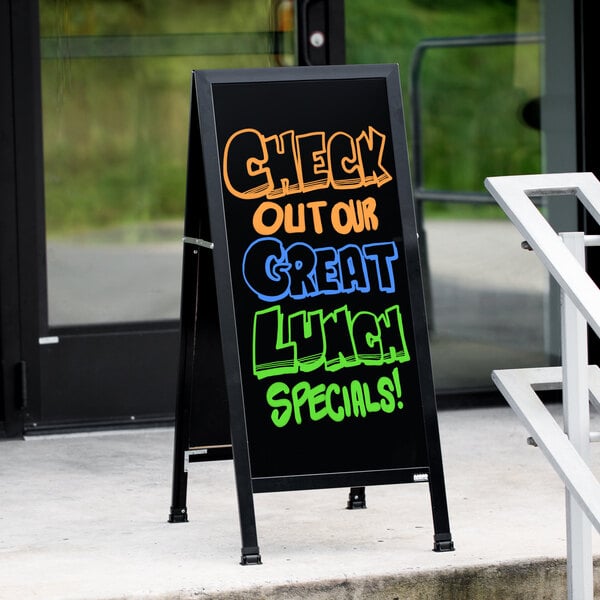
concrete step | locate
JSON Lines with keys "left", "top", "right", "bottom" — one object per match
{"left": 202, "top": 559, "right": 597, "bottom": 600}
{"left": 1, "top": 406, "right": 599, "bottom": 600}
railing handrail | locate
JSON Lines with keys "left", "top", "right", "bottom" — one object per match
{"left": 485, "top": 173, "right": 600, "bottom": 337}
{"left": 487, "top": 172, "right": 600, "bottom": 600}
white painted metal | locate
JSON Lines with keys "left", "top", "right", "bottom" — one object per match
{"left": 485, "top": 173, "right": 600, "bottom": 339}
{"left": 491, "top": 366, "right": 600, "bottom": 533}
{"left": 486, "top": 173, "right": 600, "bottom": 600}
{"left": 584, "top": 235, "right": 600, "bottom": 247}
{"left": 560, "top": 232, "right": 593, "bottom": 599}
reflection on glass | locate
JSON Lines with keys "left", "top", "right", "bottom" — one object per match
{"left": 40, "top": 0, "right": 289, "bottom": 325}
{"left": 345, "top": 0, "right": 546, "bottom": 390}
{"left": 417, "top": 40, "right": 541, "bottom": 194}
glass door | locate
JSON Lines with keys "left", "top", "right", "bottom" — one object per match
{"left": 29, "top": 0, "right": 304, "bottom": 432}
{"left": 40, "top": 2, "right": 292, "bottom": 328}
{"left": 6, "top": 0, "right": 580, "bottom": 434}
{"left": 344, "top": 0, "right": 576, "bottom": 398}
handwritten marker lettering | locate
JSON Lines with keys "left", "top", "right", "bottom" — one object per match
{"left": 266, "top": 366, "right": 404, "bottom": 427}
{"left": 221, "top": 121, "right": 413, "bottom": 430}
{"left": 223, "top": 126, "right": 392, "bottom": 200}
{"left": 252, "top": 304, "right": 410, "bottom": 379}
{"left": 252, "top": 196, "right": 379, "bottom": 236}
{"left": 242, "top": 237, "right": 399, "bottom": 301}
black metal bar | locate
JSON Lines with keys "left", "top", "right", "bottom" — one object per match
{"left": 575, "top": 0, "right": 600, "bottom": 368}
{"left": 427, "top": 427, "right": 455, "bottom": 552}
{"left": 4, "top": 0, "right": 46, "bottom": 433}
{"left": 252, "top": 468, "right": 426, "bottom": 493}
{"left": 0, "top": 0, "right": 22, "bottom": 437}
{"left": 419, "top": 344, "right": 454, "bottom": 552}
{"left": 168, "top": 246, "right": 199, "bottom": 524}
{"left": 170, "top": 82, "right": 205, "bottom": 524}
{"left": 192, "top": 70, "right": 262, "bottom": 565}
{"left": 296, "top": 0, "right": 345, "bottom": 66}
{"left": 25, "top": 413, "right": 174, "bottom": 437}
{"left": 326, "top": 0, "right": 346, "bottom": 65}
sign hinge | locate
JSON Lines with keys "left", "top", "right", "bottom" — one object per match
{"left": 183, "top": 236, "right": 214, "bottom": 250}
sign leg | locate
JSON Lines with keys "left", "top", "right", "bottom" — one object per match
{"left": 168, "top": 440, "right": 189, "bottom": 523}
{"left": 237, "top": 472, "right": 262, "bottom": 565}
{"left": 168, "top": 331, "right": 191, "bottom": 523}
{"left": 428, "top": 466, "right": 454, "bottom": 551}
{"left": 168, "top": 243, "right": 200, "bottom": 524}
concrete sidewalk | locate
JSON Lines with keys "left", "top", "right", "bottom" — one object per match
{"left": 1, "top": 405, "right": 599, "bottom": 599}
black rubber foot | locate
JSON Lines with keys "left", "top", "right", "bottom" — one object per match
{"left": 241, "top": 547, "right": 262, "bottom": 565}
{"left": 346, "top": 486, "right": 367, "bottom": 510}
{"left": 168, "top": 507, "right": 188, "bottom": 523}
{"left": 433, "top": 537, "right": 455, "bottom": 552}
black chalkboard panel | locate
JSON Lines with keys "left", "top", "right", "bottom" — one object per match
{"left": 170, "top": 64, "right": 453, "bottom": 562}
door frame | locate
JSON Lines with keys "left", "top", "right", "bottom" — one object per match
{"left": 1, "top": 0, "right": 45, "bottom": 438}
{"left": 1, "top": 0, "right": 346, "bottom": 437}
{"left": 574, "top": 0, "right": 600, "bottom": 365}
{"left": 3, "top": 0, "right": 182, "bottom": 436}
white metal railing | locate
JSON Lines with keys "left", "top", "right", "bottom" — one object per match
{"left": 484, "top": 173, "right": 600, "bottom": 600}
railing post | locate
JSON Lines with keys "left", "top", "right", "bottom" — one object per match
{"left": 560, "top": 232, "right": 593, "bottom": 600}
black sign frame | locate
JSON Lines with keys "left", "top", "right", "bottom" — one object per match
{"left": 169, "top": 64, "right": 453, "bottom": 564}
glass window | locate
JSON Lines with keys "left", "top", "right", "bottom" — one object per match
{"left": 346, "top": 0, "right": 548, "bottom": 391}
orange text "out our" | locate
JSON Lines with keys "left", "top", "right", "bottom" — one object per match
{"left": 222, "top": 126, "right": 392, "bottom": 200}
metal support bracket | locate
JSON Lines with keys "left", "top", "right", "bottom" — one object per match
{"left": 183, "top": 236, "right": 214, "bottom": 250}
{"left": 184, "top": 449, "right": 208, "bottom": 472}
{"left": 492, "top": 366, "right": 600, "bottom": 530}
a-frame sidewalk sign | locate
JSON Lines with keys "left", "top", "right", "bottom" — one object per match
{"left": 169, "top": 63, "right": 454, "bottom": 565}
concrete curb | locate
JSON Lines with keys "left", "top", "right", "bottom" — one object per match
{"left": 133, "top": 558, "right": 599, "bottom": 600}
{"left": 4, "top": 409, "right": 600, "bottom": 600}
